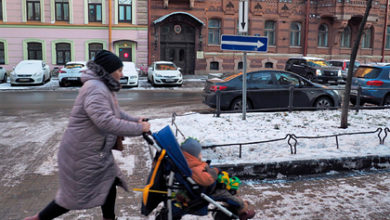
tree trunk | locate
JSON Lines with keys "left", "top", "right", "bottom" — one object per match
{"left": 340, "top": 0, "right": 373, "bottom": 128}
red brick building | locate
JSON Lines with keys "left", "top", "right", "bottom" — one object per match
{"left": 148, "top": 0, "right": 390, "bottom": 75}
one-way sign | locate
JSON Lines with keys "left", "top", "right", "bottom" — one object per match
{"left": 221, "top": 35, "right": 268, "bottom": 52}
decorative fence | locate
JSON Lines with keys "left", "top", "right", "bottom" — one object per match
{"left": 170, "top": 112, "right": 390, "bottom": 158}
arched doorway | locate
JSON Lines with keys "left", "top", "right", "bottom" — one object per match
{"left": 154, "top": 12, "right": 204, "bottom": 74}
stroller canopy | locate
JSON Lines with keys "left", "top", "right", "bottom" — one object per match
{"left": 152, "top": 125, "right": 192, "bottom": 178}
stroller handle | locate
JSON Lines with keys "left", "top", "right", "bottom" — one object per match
{"left": 142, "top": 132, "right": 154, "bottom": 145}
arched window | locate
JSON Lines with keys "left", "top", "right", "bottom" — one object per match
{"left": 208, "top": 19, "right": 221, "bottom": 45}
{"left": 290, "top": 22, "right": 301, "bottom": 46}
{"left": 318, "top": 24, "right": 328, "bottom": 47}
{"left": 340, "top": 26, "right": 351, "bottom": 48}
{"left": 88, "top": 43, "right": 103, "bottom": 60}
{"left": 210, "top": 61, "right": 219, "bottom": 70}
{"left": 56, "top": 43, "right": 71, "bottom": 65}
{"left": 27, "top": 42, "right": 42, "bottom": 60}
{"left": 361, "top": 28, "right": 372, "bottom": 49}
{"left": 265, "top": 62, "right": 273, "bottom": 68}
{"left": 264, "top": 20, "right": 276, "bottom": 46}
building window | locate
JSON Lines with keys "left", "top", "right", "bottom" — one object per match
{"left": 89, "top": 0, "right": 102, "bottom": 22}
{"left": 208, "top": 19, "right": 221, "bottom": 45}
{"left": 386, "top": 26, "right": 390, "bottom": 49}
{"left": 55, "top": 0, "right": 69, "bottom": 21}
{"left": 56, "top": 43, "right": 71, "bottom": 65}
{"left": 118, "top": 0, "right": 131, "bottom": 23}
{"left": 89, "top": 43, "right": 103, "bottom": 60}
{"left": 290, "top": 22, "right": 301, "bottom": 46}
{"left": 361, "top": 28, "right": 372, "bottom": 49}
{"left": 0, "top": 0, "right": 3, "bottom": 21}
{"left": 27, "top": 0, "right": 41, "bottom": 21}
{"left": 265, "top": 62, "right": 273, "bottom": 68}
{"left": 210, "top": 61, "right": 219, "bottom": 70}
{"left": 318, "top": 24, "right": 328, "bottom": 47}
{"left": 27, "top": 42, "right": 42, "bottom": 60}
{"left": 0, "top": 42, "right": 4, "bottom": 64}
{"left": 264, "top": 20, "right": 276, "bottom": 46}
{"left": 238, "top": 61, "right": 243, "bottom": 70}
{"left": 340, "top": 26, "right": 351, "bottom": 48}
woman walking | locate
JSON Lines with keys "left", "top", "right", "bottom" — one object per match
{"left": 24, "top": 50, "right": 150, "bottom": 220}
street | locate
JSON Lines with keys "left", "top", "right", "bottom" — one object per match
{"left": 1, "top": 90, "right": 390, "bottom": 219}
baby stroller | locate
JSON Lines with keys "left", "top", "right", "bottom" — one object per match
{"left": 141, "top": 125, "right": 240, "bottom": 220}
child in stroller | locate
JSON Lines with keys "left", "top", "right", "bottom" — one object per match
{"left": 180, "top": 138, "right": 256, "bottom": 220}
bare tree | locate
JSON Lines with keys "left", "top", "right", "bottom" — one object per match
{"left": 340, "top": 0, "right": 373, "bottom": 128}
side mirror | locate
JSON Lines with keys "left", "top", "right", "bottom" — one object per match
{"left": 177, "top": 67, "right": 181, "bottom": 71}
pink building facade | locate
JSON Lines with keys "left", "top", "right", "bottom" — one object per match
{"left": 0, "top": 0, "right": 148, "bottom": 71}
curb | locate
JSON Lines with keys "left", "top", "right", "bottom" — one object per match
{"left": 214, "top": 155, "right": 390, "bottom": 179}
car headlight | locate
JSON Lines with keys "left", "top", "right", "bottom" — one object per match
{"left": 155, "top": 74, "right": 162, "bottom": 77}
{"left": 333, "top": 90, "right": 339, "bottom": 96}
{"left": 11, "top": 71, "right": 16, "bottom": 76}
{"left": 338, "top": 70, "right": 342, "bottom": 77}
{"left": 316, "top": 69, "right": 322, "bottom": 76}
{"left": 33, "top": 72, "right": 40, "bottom": 76}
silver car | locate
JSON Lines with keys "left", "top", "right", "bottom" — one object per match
{"left": 0, "top": 66, "right": 6, "bottom": 83}
{"left": 10, "top": 60, "right": 51, "bottom": 86}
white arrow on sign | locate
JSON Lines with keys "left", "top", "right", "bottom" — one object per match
{"left": 221, "top": 40, "right": 264, "bottom": 48}
{"left": 239, "top": 0, "right": 248, "bottom": 33}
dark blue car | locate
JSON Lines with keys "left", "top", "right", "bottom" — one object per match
{"left": 350, "top": 65, "right": 390, "bottom": 106}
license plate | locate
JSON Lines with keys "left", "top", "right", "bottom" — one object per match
{"left": 19, "top": 78, "right": 30, "bottom": 82}
{"left": 68, "top": 77, "right": 78, "bottom": 80}
{"left": 165, "top": 79, "right": 174, "bottom": 82}
{"left": 120, "top": 79, "right": 127, "bottom": 83}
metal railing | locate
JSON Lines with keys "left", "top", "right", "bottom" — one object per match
{"left": 212, "top": 86, "right": 390, "bottom": 117}
{"left": 169, "top": 112, "right": 390, "bottom": 158}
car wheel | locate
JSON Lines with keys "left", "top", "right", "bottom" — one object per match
{"left": 314, "top": 96, "right": 333, "bottom": 109}
{"left": 3, "top": 74, "right": 7, "bottom": 83}
{"left": 382, "top": 94, "right": 390, "bottom": 106}
{"left": 59, "top": 80, "right": 66, "bottom": 87}
{"left": 151, "top": 76, "right": 156, "bottom": 86}
{"left": 40, "top": 75, "right": 45, "bottom": 85}
{"left": 230, "top": 98, "right": 252, "bottom": 111}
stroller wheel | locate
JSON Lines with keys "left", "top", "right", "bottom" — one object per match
{"left": 213, "top": 210, "right": 235, "bottom": 220}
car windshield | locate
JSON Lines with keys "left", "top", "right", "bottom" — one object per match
{"left": 354, "top": 67, "right": 381, "bottom": 79}
{"left": 307, "top": 60, "right": 330, "bottom": 67}
{"left": 156, "top": 63, "right": 177, "bottom": 70}
{"left": 15, "top": 62, "right": 41, "bottom": 72}
{"left": 65, "top": 63, "right": 85, "bottom": 69}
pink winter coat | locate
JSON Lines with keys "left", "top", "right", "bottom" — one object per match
{"left": 55, "top": 68, "right": 143, "bottom": 210}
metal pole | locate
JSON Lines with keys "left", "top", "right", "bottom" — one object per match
{"left": 242, "top": 52, "right": 247, "bottom": 120}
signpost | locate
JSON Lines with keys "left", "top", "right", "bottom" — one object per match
{"left": 220, "top": 34, "right": 268, "bottom": 120}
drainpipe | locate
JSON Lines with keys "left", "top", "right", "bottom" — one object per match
{"left": 303, "top": 0, "right": 310, "bottom": 56}
{"left": 147, "top": 0, "right": 151, "bottom": 65}
{"left": 381, "top": 0, "right": 389, "bottom": 62}
{"left": 108, "top": 0, "right": 113, "bottom": 51}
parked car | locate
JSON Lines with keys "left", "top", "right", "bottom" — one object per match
{"left": 202, "top": 70, "right": 340, "bottom": 110}
{"left": 119, "top": 61, "right": 139, "bottom": 87}
{"left": 147, "top": 61, "right": 183, "bottom": 86}
{"left": 10, "top": 60, "right": 50, "bottom": 86}
{"left": 285, "top": 57, "right": 342, "bottom": 84}
{"left": 0, "top": 66, "right": 7, "bottom": 83}
{"left": 350, "top": 64, "right": 390, "bottom": 106}
{"left": 58, "top": 61, "right": 87, "bottom": 87}
{"left": 328, "top": 59, "right": 361, "bottom": 81}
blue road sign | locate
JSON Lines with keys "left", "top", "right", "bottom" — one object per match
{"left": 221, "top": 35, "right": 268, "bottom": 52}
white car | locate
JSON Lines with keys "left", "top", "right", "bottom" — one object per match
{"left": 119, "top": 61, "right": 139, "bottom": 87}
{"left": 10, "top": 60, "right": 50, "bottom": 86}
{"left": 147, "top": 61, "right": 183, "bottom": 86}
{"left": 0, "top": 66, "right": 6, "bottom": 83}
{"left": 58, "top": 61, "right": 87, "bottom": 87}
